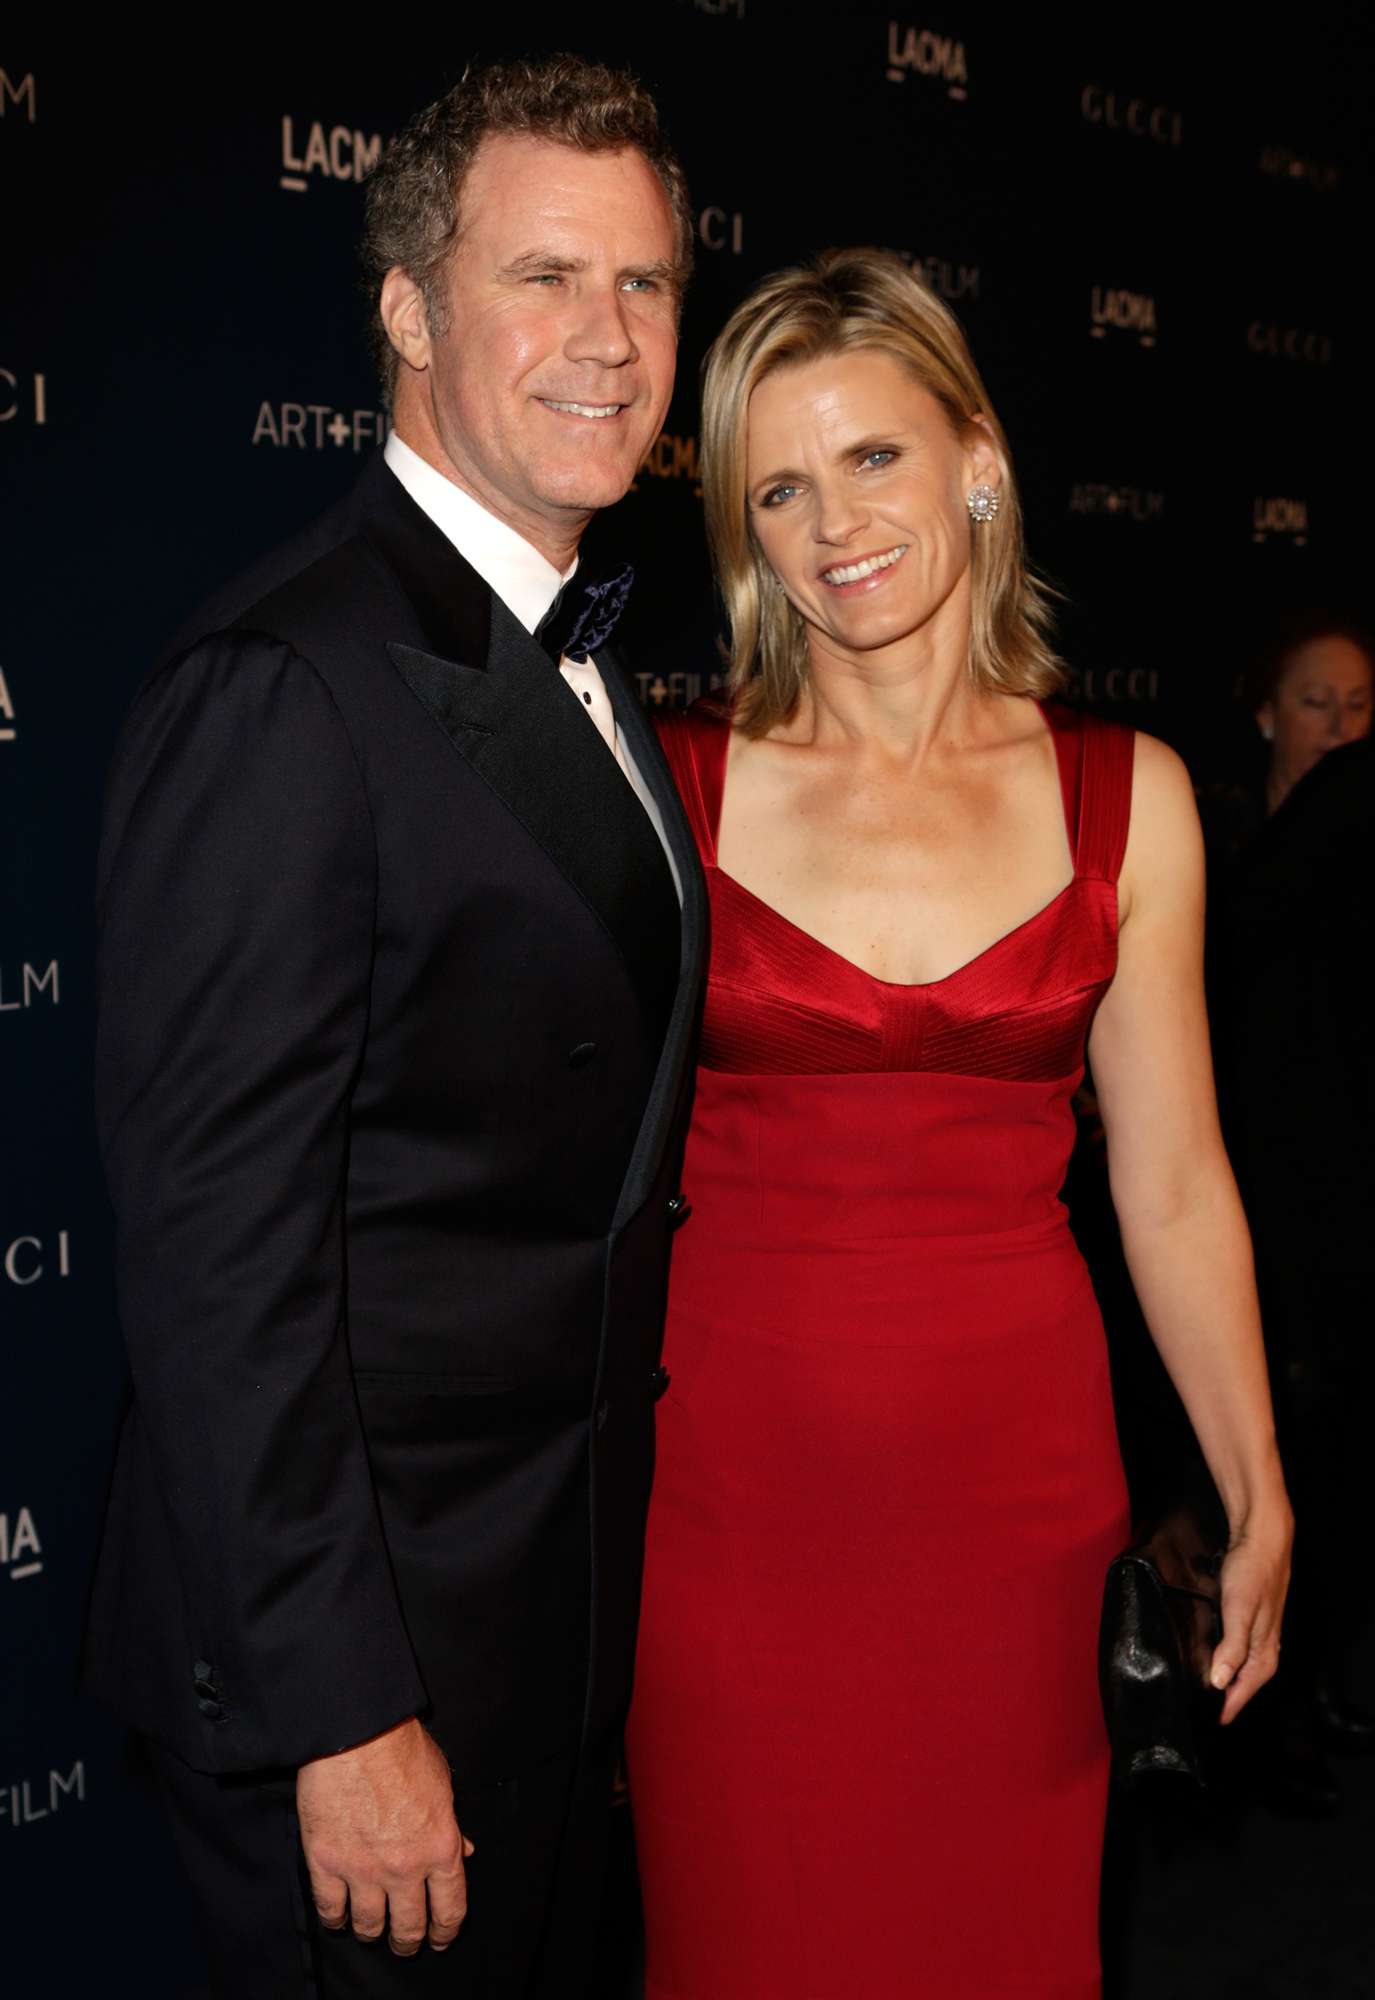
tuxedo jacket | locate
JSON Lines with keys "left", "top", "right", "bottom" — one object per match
{"left": 84, "top": 455, "right": 707, "bottom": 1781}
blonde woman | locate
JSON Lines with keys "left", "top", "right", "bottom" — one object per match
{"left": 624, "top": 249, "right": 1292, "bottom": 1999}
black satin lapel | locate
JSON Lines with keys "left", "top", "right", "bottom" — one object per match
{"left": 598, "top": 654, "right": 710, "bottom": 1231}
{"left": 388, "top": 602, "right": 681, "bottom": 1026}
{"left": 363, "top": 459, "right": 492, "bottom": 668}
{"left": 600, "top": 653, "right": 706, "bottom": 932}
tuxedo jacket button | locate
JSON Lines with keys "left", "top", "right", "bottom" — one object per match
{"left": 666, "top": 1193, "right": 690, "bottom": 1225}
{"left": 568, "top": 1041, "right": 598, "bottom": 1068}
{"left": 651, "top": 1366, "right": 671, "bottom": 1401}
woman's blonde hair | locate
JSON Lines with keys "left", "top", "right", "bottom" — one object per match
{"left": 700, "top": 246, "right": 1064, "bottom": 733}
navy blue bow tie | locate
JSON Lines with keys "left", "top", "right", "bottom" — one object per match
{"left": 536, "top": 561, "right": 634, "bottom": 665}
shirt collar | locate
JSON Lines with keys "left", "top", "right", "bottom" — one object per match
{"left": 383, "top": 430, "right": 575, "bottom": 636}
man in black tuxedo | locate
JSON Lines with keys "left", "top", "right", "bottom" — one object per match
{"left": 84, "top": 56, "right": 704, "bottom": 1997}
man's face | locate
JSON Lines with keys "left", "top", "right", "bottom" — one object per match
{"left": 411, "top": 134, "right": 680, "bottom": 554}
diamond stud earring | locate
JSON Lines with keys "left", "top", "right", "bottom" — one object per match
{"left": 967, "top": 484, "right": 1000, "bottom": 524}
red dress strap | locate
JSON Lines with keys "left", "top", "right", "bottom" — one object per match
{"left": 655, "top": 696, "right": 731, "bottom": 865}
{"left": 1042, "top": 701, "right": 1084, "bottom": 856}
{"left": 1041, "top": 702, "right": 1135, "bottom": 882}
{"left": 1072, "top": 710, "right": 1136, "bottom": 883}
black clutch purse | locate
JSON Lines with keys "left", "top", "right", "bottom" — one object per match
{"left": 1098, "top": 1508, "right": 1226, "bottom": 1788}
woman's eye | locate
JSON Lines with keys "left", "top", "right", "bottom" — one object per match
{"left": 762, "top": 485, "right": 798, "bottom": 508}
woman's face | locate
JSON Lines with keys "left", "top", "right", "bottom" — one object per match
{"left": 1259, "top": 636, "right": 1373, "bottom": 787}
{"left": 744, "top": 349, "right": 999, "bottom": 671}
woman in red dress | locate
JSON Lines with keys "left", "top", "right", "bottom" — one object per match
{"left": 625, "top": 249, "right": 1293, "bottom": 1999}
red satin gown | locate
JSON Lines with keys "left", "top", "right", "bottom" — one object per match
{"left": 626, "top": 697, "right": 1136, "bottom": 2000}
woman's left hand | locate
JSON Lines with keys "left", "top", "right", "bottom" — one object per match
{"left": 1209, "top": 1504, "right": 1294, "bottom": 1724}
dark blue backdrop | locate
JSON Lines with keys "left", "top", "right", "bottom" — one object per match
{"left": 3, "top": 14, "right": 1370, "bottom": 1992}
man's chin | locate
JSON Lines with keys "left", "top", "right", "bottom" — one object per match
{"left": 534, "top": 466, "right": 644, "bottom": 515}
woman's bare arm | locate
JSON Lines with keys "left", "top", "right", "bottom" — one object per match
{"left": 1088, "top": 732, "right": 1292, "bottom": 1724}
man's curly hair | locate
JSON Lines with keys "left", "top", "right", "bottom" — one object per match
{"left": 361, "top": 54, "right": 693, "bottom": 405}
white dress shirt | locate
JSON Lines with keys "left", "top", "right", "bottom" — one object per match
{"left": 384, "top": 433, "right": 681, "bottom": 901}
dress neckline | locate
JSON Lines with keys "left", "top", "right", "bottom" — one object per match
{"left": 712, "top": 868, "right": 1081, "bottom": 994}
{"left": 701, "top": 699, "right": 1084, "bottom": 994}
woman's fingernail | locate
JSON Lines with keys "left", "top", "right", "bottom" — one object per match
{"left": 1211, "top": 1665, "right": 1231, "bottom": 1690}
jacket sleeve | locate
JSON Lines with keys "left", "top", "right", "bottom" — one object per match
{"left": 95, "top": 629, "right": 427, "bottom": 1770}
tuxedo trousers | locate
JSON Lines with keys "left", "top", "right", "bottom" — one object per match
{"left": 147, "top": 1736, "right": 616, "bottom": 1999}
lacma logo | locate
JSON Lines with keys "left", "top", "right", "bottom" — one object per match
{"left": 280, "top": 116, "right": 383, "bottom": 194}
{"left": 1089, "top": 287, "right": 1157, "bottom": 346}
{"left": 1253, "top": 496, "right": 1308, "bottom": 545}
{"left": 886, "top": 24, "right": 969, "bottom": 98}
{"left": 252, "top": 404, "right": 388, "bottom": 452}
{"left": 0, "top": 69, "right": 36, "bottom": 121}
{"left": 632, "top": 432, "right": 702, "bottom": 499}
{"left": 0, "top": 666, "right": 15, "bottom": 743}
{"left": 1, "top": 1506, "right": 43, "bottom": 1581}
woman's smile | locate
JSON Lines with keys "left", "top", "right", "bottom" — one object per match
{"left": 817, "top": 542, "right": 910, "bottom": 592}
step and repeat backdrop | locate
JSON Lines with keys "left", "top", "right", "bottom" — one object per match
{"left": 3, "top": 14, "right": 1370, "bottom": 1990}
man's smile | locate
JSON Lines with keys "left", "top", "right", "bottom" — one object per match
{"left": 537, "top": 399, "right": 627, "bottom": 420}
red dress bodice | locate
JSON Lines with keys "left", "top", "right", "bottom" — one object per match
{"left": 657, "top": 695, "right": 1133, "bottom": 1081}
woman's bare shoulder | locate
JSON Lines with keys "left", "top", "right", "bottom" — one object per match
{"left": 1120, "top": 728, "right": 1204, "bottom": 917}
{"left": 1129, "top": 727, "right": 1196, "bottom": 819}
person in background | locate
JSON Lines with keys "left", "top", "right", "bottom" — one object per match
{"left": 1208, "top": 615, "right": 1374, "bottom": 1815}
{"left": 1200, "top": 610, "right": 1372, "bottom": 871}
{"left": 1254, "top": 613, "right": 1372, "bottom": 815}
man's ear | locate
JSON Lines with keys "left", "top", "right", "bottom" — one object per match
{"left": 380, "top": 267, "right": 432, "bottom": 376}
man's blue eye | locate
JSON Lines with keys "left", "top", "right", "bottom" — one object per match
{"left": 864, "top": 450, "right": 896, "bottom": 468}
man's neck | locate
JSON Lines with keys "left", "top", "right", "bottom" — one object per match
{"left": 389, "top": 410, "right": 585, "bottom": 573}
